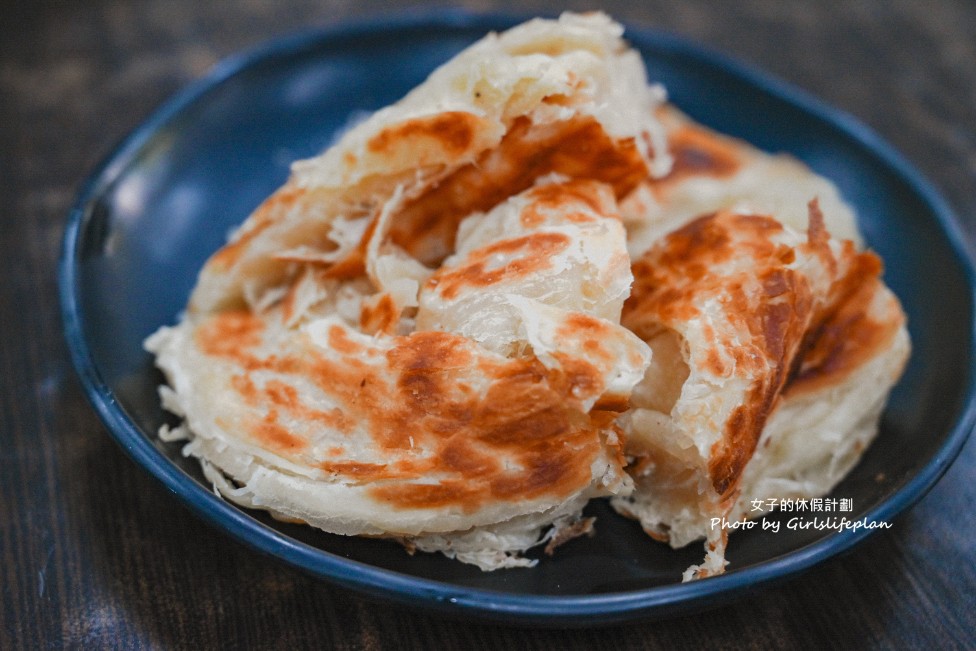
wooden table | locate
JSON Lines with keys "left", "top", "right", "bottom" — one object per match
{"left": 3, "top": 1, "right": 974, "bottom": 647}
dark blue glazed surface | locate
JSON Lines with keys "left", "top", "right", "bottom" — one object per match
{"left": 59, "top": 12, "right": 976, "bottom": 625}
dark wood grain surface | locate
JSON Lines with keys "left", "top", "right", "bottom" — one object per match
{"left": 3, "top": 1, "right": 975, "bottom": 648}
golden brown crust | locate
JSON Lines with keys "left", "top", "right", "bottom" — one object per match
{"left": 383, "top": 116, "right": 648, "bottom": 267}
{"left": 650, "top": 121, "right": 743, "bottom": 190}
{"left": 192, "top": 312, "right": 615, "bottom": 512}
{"left": 365, "top": 111, "right": 482, "bottom": 157}
{"left": 622, "top": 204, "right": 891, "bottom": 499}
{"left": 786, "top": 253, "right": 905, "bottom": 396}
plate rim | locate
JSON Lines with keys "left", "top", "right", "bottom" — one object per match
{"left": 59, "top": 9, "right": 976, "bottom": 625}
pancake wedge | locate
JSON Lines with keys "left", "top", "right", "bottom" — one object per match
{"left": 621, "top": 106, "right": 863, "bottom": 259}
{"left": 148, "top": 175, "right": 651, "bottom": 570}
{"left": 189, "top": 11, "right": 670, "bottom": 316}
{"left": 612, "top": 205, "right": 909, "bottom": 580}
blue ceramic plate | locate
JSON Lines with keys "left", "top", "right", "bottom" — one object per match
{"left": 60, "top": 12, "right": 976, "bottom": 625}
